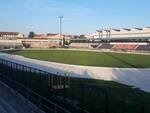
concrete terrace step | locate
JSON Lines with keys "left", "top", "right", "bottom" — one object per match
{"left": 0, "top": 81, "right": 43, "bottom": 113}
{"left": 0, "top": 106, "right": 7, "bottom": 113}
{"left": 0, "top": 96, "right": 17, "bottom": 113}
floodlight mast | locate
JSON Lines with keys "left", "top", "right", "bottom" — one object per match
{"left": 58, "top": 16, "right": 64, "bottom": 46}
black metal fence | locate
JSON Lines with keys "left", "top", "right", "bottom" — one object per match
{"left": 0, "top": 58, "right": 149, "bottom": 113}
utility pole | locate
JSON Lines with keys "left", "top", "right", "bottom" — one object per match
{"left": 58, "top": 16, "right": 64, "bottom": 46}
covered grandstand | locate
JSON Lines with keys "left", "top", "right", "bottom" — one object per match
{"left": 91, "top": 27, "right": 150, "bottom": 39}
{"left": 68, "top": 27, "right": 150, "bottom": 52}
{"left": 68, "top": 37, "right": 150, "bottom": 51}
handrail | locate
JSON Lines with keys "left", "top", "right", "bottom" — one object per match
{"left": 0, "top": 74, "right": 71, "bottom": 113}
{"left": 0, "top": 57, "right": 147, "bottom": 113}
{"left": 0, "top": 59, "right": 71, "bottom": 113}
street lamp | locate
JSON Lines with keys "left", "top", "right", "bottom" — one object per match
{"left": 58, "top": 16, "right": 64, "bottom": 46}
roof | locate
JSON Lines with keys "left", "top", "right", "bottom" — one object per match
{"left": 34, "top": 34, "right": 46, "bottom": 37}
{"left": 112, "top": 29, "right": 121, "bottom": 32}
{"left": 24, "top": 38, "right": 49, "bottom": 40}
{"left": 145, "top": 27, "right": 150, "bottom": 29}
{"left": 47, "top": 33, "right": 59, "bottom": 36}
{"left": 122, "top": 28, "right": 131, "bottom": 31}
{"left": 134, "top": 28, "right": 143, "bottom": 30}
{"left": 33, "top": 34, "right": 47, "bottom": 39}
{"left": 0, "top": 32, "right": 20, "bottom": 35}
{"left": 96, "top": 30, "right": 103, "bottom": 32}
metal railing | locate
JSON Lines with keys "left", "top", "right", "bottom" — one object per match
{"left": 0, "top": 58, "right": 149, "bottom": 113}
{"left": 0, "top": 59, "right": 71, "bottom": 113}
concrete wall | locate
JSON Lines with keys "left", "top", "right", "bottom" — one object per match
{"left": 22, "top": 39, "right": 61, "bottom": 48}
{"left": 0, "top": 40, "right": 23, "bottom": 49}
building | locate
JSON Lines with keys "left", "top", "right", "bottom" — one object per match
{"left": 0, "top": 32, "right": 24, "bottom": 49}
{"left": 23, "top": 33, "right": 73, "bottom": 48}
{"left": 91, "top": 27, "right": 150, "bottom": 39}
{"left": 47, "top": 33, "right": 65, "bottom": 39}
{"left": 33, "top": 33, "right": 72, "bottom": 40}
{"left": 0, "top": 32, "right": 24, "bottom": 40}
{"left": 33, "top": 34, "right": 47, "bottom": 39}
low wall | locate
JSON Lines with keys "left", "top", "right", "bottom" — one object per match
{"left": 0, "top": 52, "right": 150, "bottom": 92}
{"left": 110, "top": 42, "right": 148, "bottom": 45}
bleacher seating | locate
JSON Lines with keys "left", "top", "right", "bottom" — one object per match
{"left": 136, "top": 45, "right": 150, "bottom": 51}
{"left": 98, "top": 43, "right": 150, "bottom": 51}
{"left": 98, "top": 44, "right": 113, "bottom": 49}
{"left": 112, "top": 44, "right": 138, "bottom": 50}
{"left": 69, "top": 43, "right": 95, "bottom": 48}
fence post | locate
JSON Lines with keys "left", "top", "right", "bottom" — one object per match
{"left": 63, "top": 76, "right": 66, "bottom": 103}
{"left": 50, "top": 75, "right": 54, "bottom": 96}
{"left": 38, "top": 70, "right": 41, "bottom": 95}
{"left": 105, "top": 90, "right": 109, "bottom": 113}
{"left": 121, "top": 94, "right": 125, "bottom": 113}
{"left": 28, "top": 67, "right": 31, "bottom": 89}
{"left": 71, "top": 79, "right": 74, "bottom": 105}
{"left": 81, "top": 83, "right": 84, "bottom": 113}
{"left": 26, "top": 67, "right": 31, "bottom": 105}
{"left": 26, "top": 88, "right": 30, "bottom": 105}
{"left": 38, "top": 96, "right": 41, "bottom": 113}
{"left": 54, "top": 106, "right": 58, "bottom": 113}
{"left": 139, "top": 106, "right": 145, "bottom": 113}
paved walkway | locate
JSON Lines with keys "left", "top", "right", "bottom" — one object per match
{"left": 0, "top": 82, "right": 34, "bottom": 113}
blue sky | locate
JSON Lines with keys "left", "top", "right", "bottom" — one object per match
{"left": 0, "top": 0, "right": 150, "bottom": 35}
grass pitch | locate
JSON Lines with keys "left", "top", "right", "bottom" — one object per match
{"left": 9, "top": 50, "right": 150, "bottom": 68}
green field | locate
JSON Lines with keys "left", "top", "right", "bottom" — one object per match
{"left": 9, "top": 50, "right": 150, "bottom": 68}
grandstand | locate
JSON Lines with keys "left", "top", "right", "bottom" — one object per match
{"left": 97, "top": 43, "right": 113, "bottom": 49}
{"left": 68, "top": 27, "right": 150, "bottom": 52}
{"left": 91, "top": 27, "right": 150, "bottom": 39}
{"left": 69, "top": 42, "right": 98, "bottom": 48}
{"left": 112, "top": 44, "right": 138, "bottom": 50}
{"left": 68, "top": 39, "right": 150, "bottom": 52}
{"left": 136, "top": 45, "right": 150, "bottom": 51}
{"left": 97, "top": 42, "right": 150, "bottom": 51}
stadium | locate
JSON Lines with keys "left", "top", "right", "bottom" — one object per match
{"left": 0, "top": 26, "right": 150, "bottom": 113}
{"left": 1, "top": 0, "right": 150, "bottom": 112}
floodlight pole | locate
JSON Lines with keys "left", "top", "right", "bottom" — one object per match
{"left": 58, "top": 16, "right": 64, "bottom": 46}
{"left": 108, "top": 28, "right": 111, "bottom": 42}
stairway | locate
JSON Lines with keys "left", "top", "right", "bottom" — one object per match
{"left": 0, "top": 81, "right": 40, "bottom": 113}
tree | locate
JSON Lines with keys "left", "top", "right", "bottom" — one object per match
{"left": 28, "top": 31, "right": 35, "bottom": 38}
{"left": 65, "top": 40, "right": 69, "bottom": 45}
{"left": 63, "top": 38, "right": 65, "bottom": 46}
